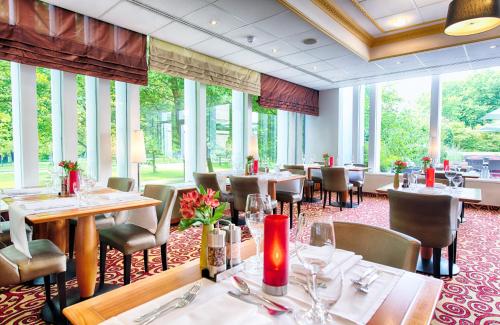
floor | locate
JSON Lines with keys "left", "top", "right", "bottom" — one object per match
{"left": 0, "top": 194, "right": 498, "bottom": 324}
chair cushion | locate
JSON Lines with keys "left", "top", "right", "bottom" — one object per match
{"left": 100, "top": 224, "right": 156, "bottom": 255}
{"left": 0, "top": 222, "right": 32, "bottom": 247}
{"left": 95, "top": 214, "right": 116, "bottom": 230}
{"left": 1, "top": 239, "right": 66, "bottom": 282}
{"left": 276, "top": 191, "right": 302, "bottom": 203}
{"left": 351, "top": 180, "right": 364, "bottom": 187}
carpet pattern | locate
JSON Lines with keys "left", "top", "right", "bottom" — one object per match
{"left": 0, "top": 195, "right": 499, "bottom": 324}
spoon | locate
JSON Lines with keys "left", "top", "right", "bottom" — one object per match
{"left": 227, "top": 291, "right": 287, "bottom": 316}
{"left": 232, "top": 276, "right": 293, "bottom": 313}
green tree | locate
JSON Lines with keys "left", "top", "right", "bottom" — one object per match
{"left": 36, "top": 68, "right": 52, "bottom": 161}
{"left": 0, "top": 60, "right": 12, "bottom": 161}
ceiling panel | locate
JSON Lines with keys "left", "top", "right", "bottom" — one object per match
{"left": 248, "top": 60, "right": 289, "bottom": 73}
{"left": 183, "top": 4, "right": 246, "bottom": 34}
{"left": 465, "top": 39, "right": 500, "bottom": 60}
{"left": 299, "top": 61, "right": 335, "bottom": 74}
{"left": 43, "top": 0, "right": 120, "bottom": 19}
{"left": 375, "top": 54, "right": 424, "bottom": 72}
{"left": 152, "top": 22, "right": 211, "bottom": 47}
{"left": 255, "top": 11, "right": 312, "bottom": 38}
{"left": 224, "top": 25, "right": 276, "bottom": 47}
{"left": 376, "top": 10, "right": 422, "bottom": 31}
{"left": 213, "top": 0, "right": 285, "bottom": 24}
{"left": 416, "top": 46, "right": 467, "bottom": 66}
{"left": 254, "top": 40, "right": 301, "bottom": 58}
{"left": 359, "top": 0, "right": 414, "bottom": 19}
{"left": 283, "top": 28, "right": 335, "bottom": 50}
{"left": 280, "top": 52, "right": 318, "bottom": 65}
{"left": 189, "top": 37, "right": 241, "bottom": 58}
{"left": 100, "top": 1, "right": 171, "bottom": 34}
{"left": 326, "top": 54, "right": 367, "bottom": 69}
{"left": 305, "top": 43, "right": 352, "bottom": 60}
{"left": 136, "top": 0, "right": 208, "bottom": 17}
{"left": 269, "top": 67, "right": 304, "bottom": 79}
{"left": 414, "top": 0, "right": 450, "bottom": 8}
{"left": 418, "top": 1, "right": 449, "bottom": 21}
{"left": 222, "top": 50, "right": 267, "bottom": 66}
{"left": 287, "top": 74, "right": 321, "bottom": 85}
{"left": 307, "top": 80, "right": 335, "bottom": 90}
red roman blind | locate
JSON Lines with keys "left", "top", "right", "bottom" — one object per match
{"left": 258, "top": 74, "right": 319, "bottom": 116}
{"left": 0, "top": 0, "right": 147, "bottom": 85}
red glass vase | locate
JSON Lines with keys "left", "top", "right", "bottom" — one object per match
{"left": 329, "top": 156, "right": 334, "bottom": 167}
{"left": 253, "top": 160, "right": 259, "bottom": 174}
{"left": 425, "top": 167, "right": 435, "bottom": 188}
{"left": 263, "top": 214, "right": 289, "bottom": 296}
{"left": 68, "top": 170, "right": 80, "bottom": 194}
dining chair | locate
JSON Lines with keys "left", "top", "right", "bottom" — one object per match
{"left": 193, "top": 172, "right": 233, "bottom": 206}
{"left": 282, "top": 166, "right": 314, "bottom": 201}
{"left": 276, "top": 175, "right": 305, "bottom": 229}
{"left": 229, "top": 176, "right": 277, "bottom": 225}
{"left": 68, "top": 177, "right": 135, "bottom": 259}
{"left": 0, "top": 239, "right": 67, "bottom": 319}
{"left": 0, "top": 219, "right": 33, "bottom": 248}
{"left": 99, "top": 185, "right": 176, "bottom": 286}
{"left": 388, "top": 190, "right": 459, "bottom": 278}
{"left": 320, "top": 167, "right": 353, "bottom": 210}
{"left": 347, "top": 163, "right": 366, "bottom": 204}
{"left": 332, "top": 221, "right": 421, "bottom": 272}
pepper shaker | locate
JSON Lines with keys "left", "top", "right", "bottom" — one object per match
{"left": 207, "top": 228, "right": 226, "bottom": 278}
{"left": 224, "top": 224, "right": 241, "bottom": 268}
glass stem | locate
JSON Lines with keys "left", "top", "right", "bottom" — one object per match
{"left": 255, "top": 237, "right": 261, "bottom": 265}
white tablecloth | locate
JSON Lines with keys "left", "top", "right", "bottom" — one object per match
{"left": 101, "top": 249, "right": 403, "bottom": 325}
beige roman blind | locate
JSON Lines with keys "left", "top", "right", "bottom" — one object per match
{"left": 150, "top": 38, "right": 260, "bottom": 95}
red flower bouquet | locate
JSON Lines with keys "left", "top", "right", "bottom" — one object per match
{"left": 393, "top": 160, "right": 408, "bottom": 174}
{"left": 179, "top": 186, "right": 228, "bottom": 231}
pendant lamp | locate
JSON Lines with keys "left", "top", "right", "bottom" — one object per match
{"left": 445, "top": 0, "right": 500, "bottom": 36}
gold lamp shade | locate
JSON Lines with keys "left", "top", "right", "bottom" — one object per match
{"left": 445, "top": 0, "right": 500, "bottom": 36}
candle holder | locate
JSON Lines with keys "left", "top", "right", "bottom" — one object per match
{"left": 262, "top": 214, "right": 289, "bottom": 296}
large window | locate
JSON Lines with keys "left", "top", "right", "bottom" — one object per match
{"left": 363, "top": 87, "right": 370, "bottom": 166}
{"left": 0, "top": 60, "right": 13, "bottom": 188}
{"left": 139, "top": 71, "right": 185, "bottom": 186}
{"left": 252, "top": 97, "right": 277, "bottom": 166}
{"left": 206, "top": 85, "right": 232, "bottom": 171}
{"left": 379, "top": 77, "right": 431, "bottom": 172}
{"left": 441, "top": 68, "right": 500, "bottom": 170}
{"left": 76, "top": 75, "right": 87, "bottom": 172}
{"left": 36, "top": 67, "right": 52, "bottom": 185}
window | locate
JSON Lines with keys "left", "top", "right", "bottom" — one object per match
{"left": 76, "top": 75, "right": 87, "bottom": 172}
{"left": 206, "top": 85, "right": 232, "bottom": 171}
{"left": 364, "top": 87, "right": 370, "bottom": 166}
{"left": 441, "top": 68, "right": 500, "bottom": 174}
{"left": 0, "top": 60, "right": 13, "bottom": 188}
{"left": 139, "top": 71, "right": 185, "bottom": 186}
{"left": 110, "top": 80, "right": 118, "bottom": 176}
{"left": 36, "top": 67, "right": 52, "bottom": 185}
{"left": 252, "top": 96, "right": 277, "bottom": 166}
{"left": 379, "top": 77, "right": 431, "bottom": 172}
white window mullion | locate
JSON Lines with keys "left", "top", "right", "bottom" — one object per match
{"left": 115, "top": 81, "right": 129, "bottom": 177}
{"left": 352, "top": 85, "right": 365, "bottom": 164}
{"left": 232, "top": 90, "right": 244, "bottom": 169}
{"left": 368, "top": 84, "right": 381, "bottom": 172}
{"left": 429, "top": 75, "right": 442, "bottom": 162}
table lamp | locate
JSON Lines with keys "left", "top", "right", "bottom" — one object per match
{"left": 131, "top": 130, "right": 146, "bottom": 191}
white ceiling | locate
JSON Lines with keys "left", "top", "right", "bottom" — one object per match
{"left": 43, "top": 0, "right": 500, "bottom": 91}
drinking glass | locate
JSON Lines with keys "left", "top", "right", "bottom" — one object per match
{"left": 444, "top": 169, "right": 457, "bottom": 188}
{"left": 452, "top": 175, "right": 463, "bottom": 189}
{"left": 294, "top": 213, "right": 336, "bottom": 325}
{"left": 244, "top": 194, "right": 272, "bottom": 274}
{"left": 73, "top": 182, "right": 82, "bottom": 207}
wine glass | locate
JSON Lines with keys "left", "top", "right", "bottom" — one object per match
{"left": 452, "top": 175, "right": 463, "bottom": 190}
{"left": 244, "top": 194, "right": 272, "bottom": 275}
{"left": 444, "top": 169, "right": 457, "bottom": 188}
{"left": 73, "top": 182, "right": 82, "bottom": 207}
{"left": 294, "top": 213, "right": 336, "bottom": 325}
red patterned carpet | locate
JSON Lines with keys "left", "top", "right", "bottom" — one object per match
{"left": 0, "top": 195, "right": 499, "bottom": 324}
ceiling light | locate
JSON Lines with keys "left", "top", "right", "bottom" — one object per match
{"left": 445, "top": 0, "right": 500, "bottom": 36}
{"left": 272, "top": 48, "right": 278, "bottom": 53}
{"left": 396, "top": 61, "right": 402, "bottom": 65}
{"left": 302, "top": 38, "right": 317, "bottom": 45}
{"left": 210, "top": 20, "right": 217, "bottom": 25}
{"left": 490, "top": 45, "right": 497, "bottom": 49}
{"left": 391, "top": 17, "right": 408, "bottom": 28}
{"left": 313, "top": 66, "right": 317, "bottom": 70}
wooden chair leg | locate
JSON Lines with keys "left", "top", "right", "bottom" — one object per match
{"left": 447, "top": 244, "right": 454, "bottom": 278}
{"left": 143, "top": 249, "right": 149, "bottom": 273}
{"left": 231, "top": 209, "right": 239, "bottom": 225}
{"left": 323, "top": 191, "right": 327, "bottom": 208}
{"left": 68, "top": 222, "right": 75, "bottom": 260}
{"left": 453, "top": 235, "right": 458, "bottom": 263}
{"left": 432, "top": 248, "right": 441, "bottom": 278}
{"left": 357, "top": 187, "right": 360, "bottom": 205}
{"left": 161, "top": 243, "right": 168, "bottom": 271}
{"left": 328, "top": 191, "right": 332, "bottom": 205}
{"left": 43, "top": 275, "right": 51, "bottom": 303}
{"left": 57, "top": 272, "right": 67, "bottom": 311}
{"left": 289, "top": 202, "right": 293, "bottom": 229}
{"left": 360, "top": 186, "right": 364, "bottom": 202}
{"left": 124, "top": 254, "right": 132, "bottom": 285}
{"left": 349, "top": 190, "right": 353, "bottom": 208}
{"left": 99, "top": 242, "right": 107, "bottom": 289}
{"left": 280, "top": 201, "right": 284, "bottom": 214}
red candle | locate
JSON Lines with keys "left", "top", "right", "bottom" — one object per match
{"left": 329, "top": 156, "right": 334, "bottom": 167}
{"left": 263, "top": 214, "right": 289, "bottom": 296}
{"left": 443, "top": 160, "right": 449, "bottom": 171}
{"left": 425, "top": 166, "right": 435, "bottom": 188}
{"left": 253, "top": 159, "right": 259, "bottom": 174}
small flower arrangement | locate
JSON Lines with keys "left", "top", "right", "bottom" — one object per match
{"left": 422, "top": 156, "right": 432, "bottom": 169}
{"left": 322, "top": 153, "right": 329, "bottom": 159}
{"left": 393, "top": 160, "right": 407, "bottom": 174}
{"left": 179, "top": 186, "right": 228, "bottom": 231}
{"left": 58, "top": 160, "right": 80, "bottom": 174}
{"left": 246, "top": 155, "right": 254, "bottom": 163}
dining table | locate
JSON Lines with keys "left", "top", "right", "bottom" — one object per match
{"left": 63, "top": 239, "right": 443, "bottom": 325}
{"left": 375, "top": 183, "right": 482, "bottom": 276}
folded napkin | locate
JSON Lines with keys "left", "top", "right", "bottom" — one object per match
{"left": 21, "top": 198, "right": 77, "bottom": 211}
{"left": 97, "top": 192, "right": 143, "bottom": 201}
{"left": 3, "top": 188, "right": 45, "bottom": 196}
{"left": 291, "top": 248, "right": 355, "bottom": 281}
{"left": 8, "top": 204, "right": 33, "bottom": 258}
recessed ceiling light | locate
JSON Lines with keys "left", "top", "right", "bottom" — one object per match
{"left": 210, "top": 20, "right": 217, "bottom": 25}
{"left": 391, "top": 17, "right": 408, "bottom": 28}
{"left": 302, "top": 38, "right": 317, "bottom": 45}
{"left": 490, "top": 45, "right": 497, "bottom": 49}
{"left": 396, "top": 61, "right": 402, "bottom": 65}
{"left": 272, "top": 48, "right": 278, "bottom": 53}
{"left": 313, "top": 66, "right": 317, "bottom": 70}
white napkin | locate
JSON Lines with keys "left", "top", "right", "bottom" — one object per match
{"left": 21, "top": 198, "right": 77, "bottom": 211}
{"left": 123, "top": 206, "right": 158, "bottom": 234}
{"left": 8, "top": 204, "right": 33, "bottom": 258}
{"left": 96, "top": 192, "right": 143, "bottom": 201}
{"left": 291, "top": 248, "right": 356, "bottom": 281}
{"left": 2, "top": 188, "right": 45, "bottom": 196}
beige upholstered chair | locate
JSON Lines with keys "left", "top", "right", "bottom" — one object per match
{"left": 69, "top": 177, "right": 135, "bottom": 259}
{"left": 347, "top": 164, "right": 366, "bottom": 204}
{"left": 0, "top": 239, "right": 67, "bottom": 318}
{"left": 388, "top": 190, "right": 459, "bottom": 278}
{"left": 417, "top": 176, "right": 465, "bottom": 223}
{"left": 99, "top": 185, "right": 177, "bottom": 286}
{"left": 282, "top": 166, "right": 314, "bottom": 201}
{"left": 0, "top": 220, "right": 33, "bottom": 248}
{"left": 193, "top": 172, "right": 233, "bottom": 204}
{"left": 333, "top": 222, "right": 421, "bottom": 272}
{"left": 320, "top": 167, "right": 353, "bottom": 210}
{"left": 276, "top": 173, "right": 305, "bottom": 229}
{"left": 229, "top": 176, "right": 277, "bottom": 225}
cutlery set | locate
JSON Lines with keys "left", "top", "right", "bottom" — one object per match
{"left": 351, "top": 267, "right": 380, "bottom": 293}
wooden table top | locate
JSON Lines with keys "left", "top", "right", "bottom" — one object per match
{"left": 2, "top": 189, "right": 162, "bottom": 224}
{"left": 63, "top": 239, "right": 442, "bottom": 325}
{"left": 306, "top": 165, "right": 369, "bottom": 172}
{"left": 376, "top": 183, "right": 482, "bottom": 203}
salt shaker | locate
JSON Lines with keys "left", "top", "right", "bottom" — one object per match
{"left": 207, "top": 228, "right": 226, "bottom": 278}
{"left": 224, "top": 224, "right": 241, "bottom": 268}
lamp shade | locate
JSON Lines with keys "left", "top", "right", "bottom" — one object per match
{"left": 131, "top": 130, "right": 147, "bottom": 163}
{"left": 445, "top": 0, "right": 500, "bottom": 36}
{"left": 249, "top": 134, "right": 259, "bottom": 159}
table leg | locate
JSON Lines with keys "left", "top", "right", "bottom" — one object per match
{"left": 75, "top": 215, "right": 98, "bottom": 298}
{"left": 48, "top": 220, "right": 68, "bottom": 253}
{"left": 268, "top": 182, "right": 276, "bottom": 201}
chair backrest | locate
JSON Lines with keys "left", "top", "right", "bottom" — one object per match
{"left": 0, "top": 251, "right": 20, "bottom": 286}
{"left": 283, "top": 164, "right": 305, "bottom": 171}
{"left": 333, "top": 221, "right": 421, "bottom": 272}
{"left": 142, "top": 185, "right": 177, "bottom": 245}
{"left": 229, "top": 176, "right": 268, "bottom": 211}
{"left": 193, "top": 172, "right": 222, "bottom": 192}
{"left": 388, "top": 190, "right": 457, "bottom": 248}
{"left": 321, "top": 167, "right": 349, "bottom": 192}
{"left": 107, "top": 177, "right": 135, "bottom": 192}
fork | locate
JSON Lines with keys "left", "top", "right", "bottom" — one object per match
{"left": 135, "top": 283, "right": 200, "bottom": 323}
{"left": 139, "top": 289, "right": 199, "bottom": 325}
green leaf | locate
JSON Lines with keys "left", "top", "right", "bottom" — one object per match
{"left": 179, "top": 218, "right": 197, "bottom": 231}
{"left": 198, "top": 185, "right": 206, "bottom": 195}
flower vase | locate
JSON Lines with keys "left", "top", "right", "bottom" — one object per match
{"left": 68, "top": 170, "right": 79, "bottom": 194}
{"left": 393, "top": 173, "right": 400, "bottom": 189}
{"left": 200, "top": 223, "right": 214, "bottom": 272}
